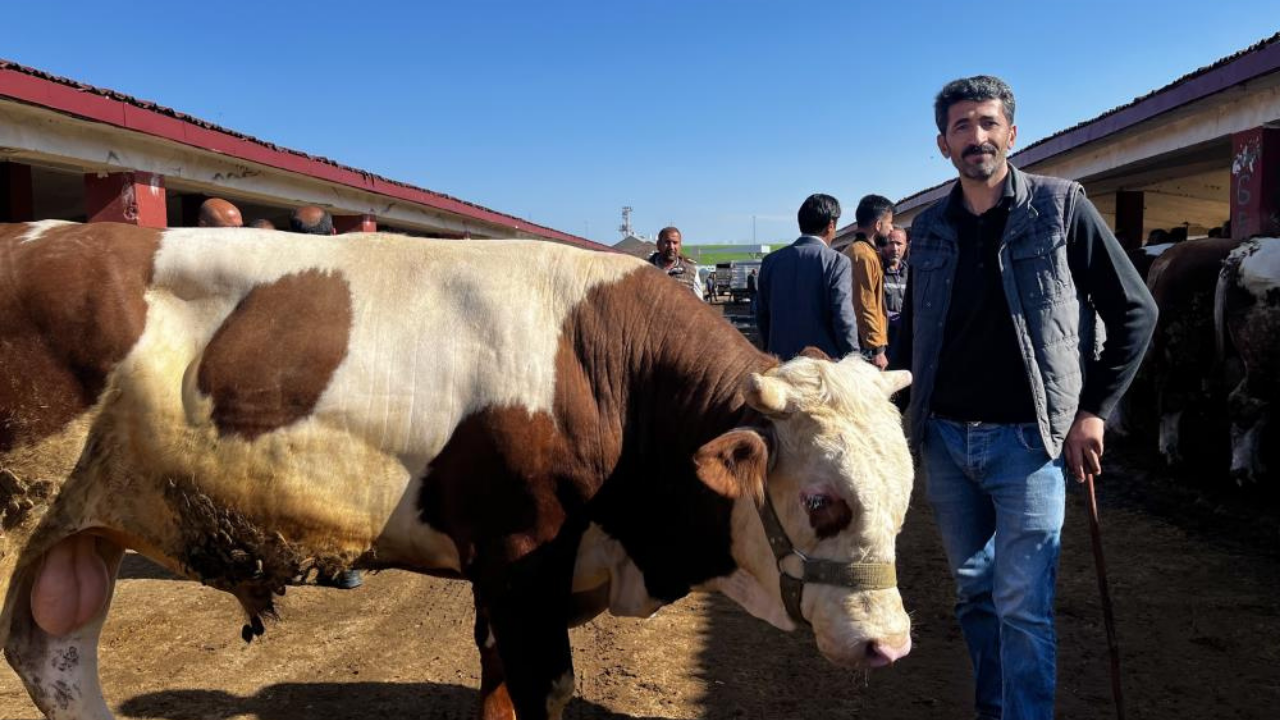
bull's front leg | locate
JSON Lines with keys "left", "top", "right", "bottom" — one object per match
{"left": 5, "top": 532, "right": 125, "bottom": 720}
{"left": 473, "top": 588, "right": 516, "bottom": 720}
{"left": 472, "top": 536, "right": 578, "bottom": 720}
{"left": 485, "top": 593, "right": 575, "bottom": 720}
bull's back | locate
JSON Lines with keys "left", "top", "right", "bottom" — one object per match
{"left": 147, "top": 230, "right": 646, "bottom": 471}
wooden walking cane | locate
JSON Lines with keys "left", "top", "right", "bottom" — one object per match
{"left": 1084, "top": 473, "right": 1126, "bottom": 720}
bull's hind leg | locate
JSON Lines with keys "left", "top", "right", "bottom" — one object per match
{"left": 5, "top": 533, "right": 125, "bottom": 720}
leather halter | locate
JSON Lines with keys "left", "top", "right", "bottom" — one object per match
{"left": 754, "top": 427, "right": 898, "bottom": 627}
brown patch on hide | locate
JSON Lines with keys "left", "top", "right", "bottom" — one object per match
{"left": 0, "top": 222, "right": 160, "bottom": 452}
{"left": 197, "top": 269, "right": 353, "bottom": 439}
{"left": 418, "top": 406, "right": 593, "bottom": 586}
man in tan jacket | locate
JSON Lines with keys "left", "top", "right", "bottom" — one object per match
{"left": 845, "top": 194, "right": 894, "bottom": 369}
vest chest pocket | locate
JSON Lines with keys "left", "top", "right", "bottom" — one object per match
{"left": 1008, "top": 232, "right": 1071, "bottom": 306}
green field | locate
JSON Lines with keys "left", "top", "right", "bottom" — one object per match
{"left": 684, "top": 244, "right": 774, "bottom": 264}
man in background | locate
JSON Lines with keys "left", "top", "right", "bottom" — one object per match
{"left": 845, "top": 195, "right": 894, "bottom": 369}
{"left": 647, "top": 226, "right": 702, "bottom": 298}
{"left": 197, "top": 198, "right": 244, "bottom": 228}
{"left": 755, "top": 194, "right": 859, "bottom": 360}
{"left": 881, "top": 226, "right": 909, "bottom": 357}
{"left": 290, "top": 205, "right": 336, "bottom": 235}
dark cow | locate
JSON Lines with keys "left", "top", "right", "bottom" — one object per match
{"left": 1215, "top": 237, "right": 1280, "bottom": 485}
{"left": 1109, "top": 241, "right": 1178, "bottom": 439}
{"left": 0, "top": 221, "right": 915, "bottom": 720}
{"left": 1135, "top": 237, "right": 1243, "bottom": 470}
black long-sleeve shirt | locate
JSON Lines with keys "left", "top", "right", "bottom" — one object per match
{"left": 892, "top": 180, "right": 1156, "bottom": 422}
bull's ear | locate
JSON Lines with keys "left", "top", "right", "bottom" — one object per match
{"left": 745, "top": 373, "right": 792, "bottom": 417}
{"left": 881, "top": 370, "right": 912, "bottom": 397}
{"left": 694, "top": 430, "right": 768, "bottom": 506}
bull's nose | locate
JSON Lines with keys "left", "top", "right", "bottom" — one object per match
{"left": 866, "top": 634, "right": 912, "bottom": 667}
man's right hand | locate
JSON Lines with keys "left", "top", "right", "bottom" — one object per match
{"left": 871, "top": 350, "right": 889, "bottom": 370}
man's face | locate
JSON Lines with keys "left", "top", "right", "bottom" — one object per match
{"left": 880, "top": 230, "right": 906, "bottom": 265}
{"left": 658, "top": 231, "right": 682, "bottom": 262}
{"left": 937, "top": 99, "right": 1017, "bottom": 181}
{"left": 874, "top": 211, "right": 894, "bottom": 242}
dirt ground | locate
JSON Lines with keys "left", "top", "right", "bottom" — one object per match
{"left": 2, "top": 441, "right": 1278, "bottom": 720}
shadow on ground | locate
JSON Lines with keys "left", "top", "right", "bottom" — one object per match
{"left": 119, "top": 683, "right": 664, "bottom": 720}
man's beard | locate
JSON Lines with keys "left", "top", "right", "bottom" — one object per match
{"left": 955, "top": 142, "right": 1002, "bottom": 180}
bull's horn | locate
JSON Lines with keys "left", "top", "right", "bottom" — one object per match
{"left": 881, "top": 370, "right": 912, "bottom": 397}
{"left": 745, "top": 373, "right": 791, "bottom": 417}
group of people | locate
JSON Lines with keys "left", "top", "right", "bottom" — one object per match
{"left": 752, "top": 75, "right": 1158, "bottom": 720}
{"left": 195, "top": 197, "right": 340, "bottom": 236}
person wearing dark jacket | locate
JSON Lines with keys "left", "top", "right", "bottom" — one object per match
{"left": 894, "top": 76, "right": 1157, "bottom": 720}
{"left": 881, "top": 226, "right": 909, "bottom": 357}
{"left": 755, "top": 194, "right": 860, "bottom": 360}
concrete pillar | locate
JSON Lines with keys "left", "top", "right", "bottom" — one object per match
{"left": 0, "top": 162, "right": 35, "bottom": 222}
{"left": 1230, "top": 127, "right": 1280, "bottom": 239}
{"left": 334, "top": 213, "right": 377, "bottom": 233}
{"left": 1115, "top": 190, "right": 1144, "bottom": 249}
{"left": 85, "top": 171, "right": 167, "bottom": 227}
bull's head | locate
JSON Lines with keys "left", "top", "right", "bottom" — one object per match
{"left": 694, "top": 353, "right": 914, "bottom": 669}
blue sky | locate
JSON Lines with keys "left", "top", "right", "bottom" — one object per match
{"left": 3, "top": 2, "right": 1277, "bottom": 245}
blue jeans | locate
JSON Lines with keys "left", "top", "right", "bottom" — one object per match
{"left": 922, "top": 417, "right": 1065, "bottom": 720}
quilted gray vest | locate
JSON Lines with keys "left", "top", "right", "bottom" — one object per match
{"left": 906, "top": 166, "right": 1100, "bottom": 459}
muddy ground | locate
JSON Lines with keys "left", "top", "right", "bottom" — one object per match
{"left": 2, "top": 441, "right": 1277, "bottom": 719}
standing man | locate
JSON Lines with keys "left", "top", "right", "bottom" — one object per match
{"left": 648, "top": 226, "right": 702, "bottom": 299}
{"left": 881, "top": 226, "right": 909, "bottom": 357}
{"left": 846, "top": 195, "right": 895, "bottom": 369}
{"left": 896, "top": 76, "right": 1156, "bottom": 720}
{"left": 755, "top": 194, "right": 860, "bottom": 360}
{"left": 197, "top": 198, "right": 244, "bottom": 228}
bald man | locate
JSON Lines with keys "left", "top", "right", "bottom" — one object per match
{"left": 289, "top": 205, "right": 335, "bottom": 235}
{"left": 197, "top": 198, "right": 244, "bottom": 228}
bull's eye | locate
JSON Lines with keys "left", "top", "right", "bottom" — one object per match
{"left": 804, "top": 495, "right": 830, "bottom": 512}
{"left": 802, "top": 490, "right": 853, "bottom": 540}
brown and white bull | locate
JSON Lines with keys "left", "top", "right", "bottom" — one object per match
{"left": 0, "top": 221, "right": 915, "bottom": 720}
{"left": 1215, "top": 237, "right": 1280, "bottom": 485}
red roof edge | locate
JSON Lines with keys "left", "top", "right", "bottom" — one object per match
{"left": 0, "top": 60, "right": 609, "bottom": 252}
{"left": 895, "top": 32, "right": 1280, "bottom": 213}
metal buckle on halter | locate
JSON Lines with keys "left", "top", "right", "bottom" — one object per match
{"left": 776, "top": 547, "right": 808, "bottom": 580}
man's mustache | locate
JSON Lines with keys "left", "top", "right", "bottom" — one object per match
{"left": 963, "top": 143, "right": 998, "bottom": 158}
